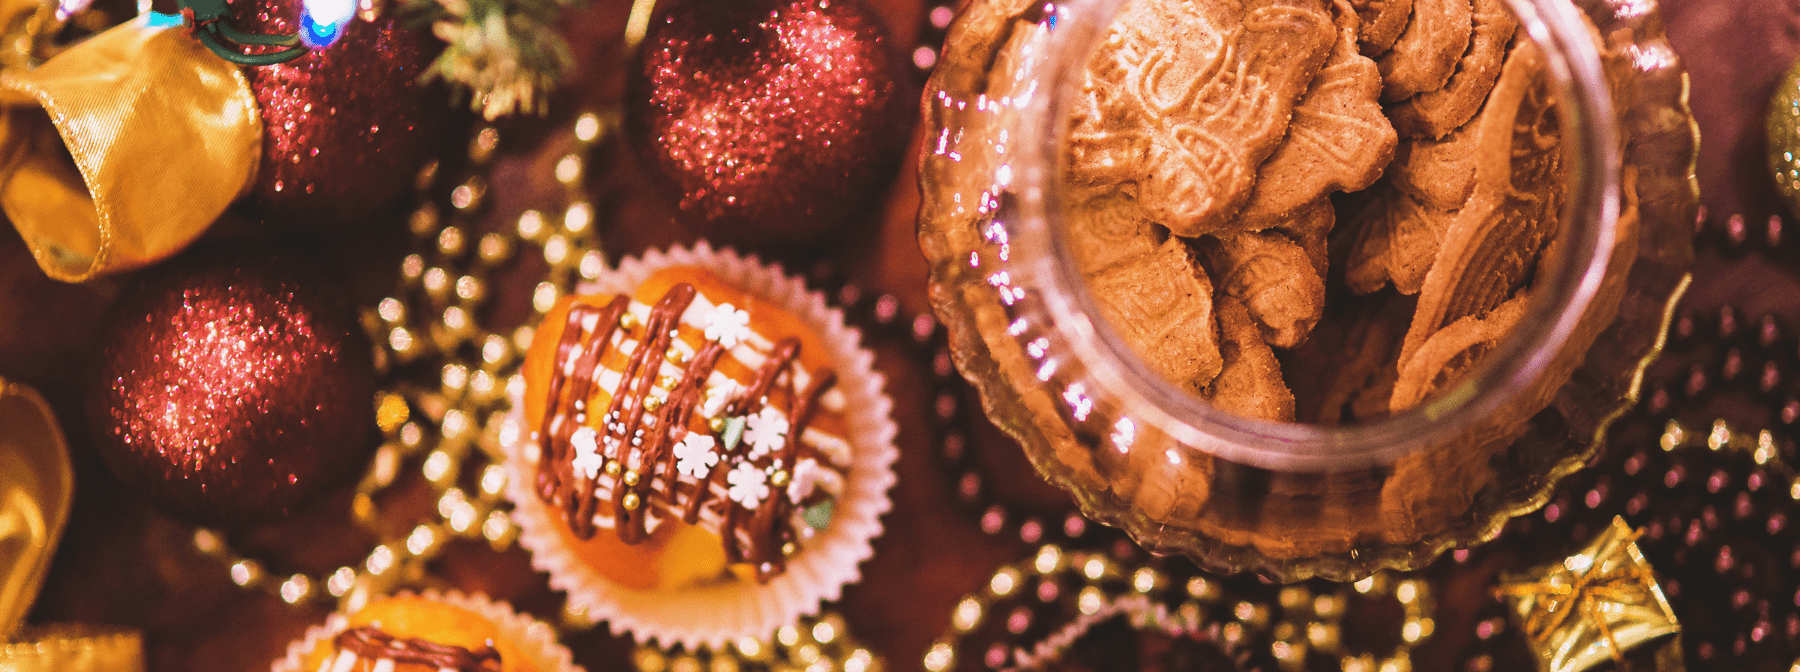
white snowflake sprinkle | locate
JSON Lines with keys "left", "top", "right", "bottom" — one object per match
{"left": 787, "top": 457, "right": 843, "bottom": 503}
{"left": 700, "top": 380, "right": 740, "bottom": 418}
{"left": 570, "top": 427, "right": 603, "bottom": 480}
{"left": 726, "top": 462, "right": 770, "bottom": 509}
{"left": 703, "top": 302, "right": 753, "bottom": 348}
{"left": 674, "top": 433, "right": 720, "bottom": 479}
{"left": 743, "top": 406, "right": 789, "bottom": 460}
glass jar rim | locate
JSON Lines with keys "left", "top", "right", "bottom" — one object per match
{"left": 1006, "top": 0, "right": 1624, "bottom": 472}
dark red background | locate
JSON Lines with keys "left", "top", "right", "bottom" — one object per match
{"left": 3, "top": 0, "right": 1797, "bottom": 669}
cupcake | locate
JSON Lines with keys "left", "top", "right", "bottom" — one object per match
{"left": 504, "top": 243, "right": 898, "bottom": 647}
{"left": 272, "top": 591, "right": 579, "bottom": 672}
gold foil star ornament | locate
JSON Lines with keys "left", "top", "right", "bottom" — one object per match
{"left": 1499, "top": 516, "right": 1681, "bottom": 672}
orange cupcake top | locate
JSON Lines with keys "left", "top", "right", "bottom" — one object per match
{"left": 302, "top": 596, "right": 537, "bottom": 672}
{"left": 521, "top": 267, "right": 852, "bottom": 590}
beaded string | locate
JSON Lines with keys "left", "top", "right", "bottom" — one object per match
{"left": 189, "top": 109, "right": 614, "bottom": 612}
{"left": 923, "top": 543, "right": 1433, "bottom": 672}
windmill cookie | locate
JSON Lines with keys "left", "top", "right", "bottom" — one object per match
{"left": 1377, "top": 0, "right": 1472, "bottom": 101}
{"left": 1204, "top": 295, "right": 1296, "bottom": 421}
{"left": 1388, "top": 131, "right": 1480, "bottom": 211}
{"left": 1087, "top": 237, "right": 1226, "bottom": 392}
{"left": 1340, "top": 184, "right": 1447, "bottom": 296}
{"left": 1284, "top": 289, "right": 1415, "bottom": 424}
{"left": 1233, "top": 0, "right": 1398, "bottom": 225}
{"left": 1352, "top": 0, "right": 1413, "bottom": 55}
{"left": 1399, "top": 42, "right": 1561, "bottom": 363}
{"left": 1342, "top": 40, "right": 1545, "bottom": 295}
{"left": 1273, "top": 200, "right": 1335, "bottom": 279}
{"left": 1386, "top": 0, "right": 1519, "bottom": 138}
{"left": 1389, "top": 290, "right": 1530, "bottom": 412}
{"left": 1194, "top": 230, "right": 1327, "bottom": 349}
{"left": 1068, "top": 0, "right": 1336, "bottom": 237}
{"left": 1068, "top": 190, "right": 1167, "bottom": 276}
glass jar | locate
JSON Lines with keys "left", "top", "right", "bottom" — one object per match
{"left": 918, "top": 0, "right": 1696, "bottom": 580}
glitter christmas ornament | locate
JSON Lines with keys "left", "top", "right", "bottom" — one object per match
{"left": 84, "top": 253, "right": 376, "bottom": 525}
{"left": 233, "top": 0, "right": 446, "bottom": 230}
{"left": 625, "top": 0, "right": 909, "bottom": 246}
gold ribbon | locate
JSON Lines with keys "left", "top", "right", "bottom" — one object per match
{"left": 0, "top": 625, "right": 144, "bottom": 672}
{"left": 0, "top": 378, "right": 70, "bottom": 640}
{"left": 0, "top": 13, "right": 260, "bottom": 282}
{"left": 1499, "top": 516, "right": 1681, "bottom": 672}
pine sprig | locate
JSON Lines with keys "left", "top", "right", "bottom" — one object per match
{"left": 399, "top": 0, "right": 576, "bottom": 119}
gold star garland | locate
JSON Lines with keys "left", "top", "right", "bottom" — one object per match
{"left": 924, "top": 543, "right": 1433, "bottom": 672}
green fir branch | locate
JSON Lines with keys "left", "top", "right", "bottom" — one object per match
{"left": 398, "top": 0, "right": 577, "bottom": 119}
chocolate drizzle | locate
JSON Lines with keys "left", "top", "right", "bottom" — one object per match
{"left": 332, "top": 626, "right": 501, "bottom": 672}
{"left": 534, "top": 282, "right": 842, "bottom": 576}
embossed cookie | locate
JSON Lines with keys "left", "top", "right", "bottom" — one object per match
{"left": 1204, "top": 296, "right": 1296, "bottom": 421}
{"left": 1342, "top": 40, "right": 1545, "bottom": 294}
{"left": 1233, "top": 0, "right": 1398, "bottom": 225}
{"left": 1389, "top": 291, "right": 1530, "bottom": 412}
{"left": 1377, "top": 0, "right": 1472, "bottom": 101}
{"left": 1194, "top": 230, "right": 1327, "bottom": 349}
{"left": 1087, "top": 237, "right": 1225, "bottom": 392}
{"left": 1352, "top": 0, "right": 1413, "bottom": 55}
{"left": 1068, "top": 190, "right": 1166, "bottom": 275}
{"left": 1386, "top": 0, "right": 1519, "bottom": 138}
{"left": 1340, "top": 184, "right": 1447, "bottom": 296}
{"left": 1283, "top": 289, "right": 1416, "bottom": 424}
{"left": 1068, "top": 0, "right": 1337, "bottom": 237}
{"left": 1387, "top": 131, "right": 1480, "bottom": 211}
{"left": 1274, "top": 200, "right": 1335, "bottom": 279}
{"left": 1399, "top": 44, "right": 1562, "bottom": 363}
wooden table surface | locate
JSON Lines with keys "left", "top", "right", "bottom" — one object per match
{"left": 5, "top": 0, "right": 1798, "bottom": 669}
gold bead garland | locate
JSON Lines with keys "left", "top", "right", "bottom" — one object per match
{"left": 1657, "top": 418, "right": 1798, "bottom": 493}
{"left": 191, "top": 108, "right": 616, "bottom": 613}
{"left": 631, "top": 612, "right": 882, "bottom": 672}
{"left": 924, "top": 544, "right": 1433, "bottom": 672}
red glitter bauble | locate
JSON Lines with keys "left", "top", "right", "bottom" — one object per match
{"left": 84, "top": 254, "right": 375, "bottom": 525}
{"left": 234, "top": 0, "right": 446, "bottom": 229}
{"left": 625, "top": 0, "right": 909, "bottom": 245}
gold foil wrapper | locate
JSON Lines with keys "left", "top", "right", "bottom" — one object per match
{"left": 0, "top": 377, "right": 71, "bottom": 639}
{"left": 0, "top": 625, "right": 144, "bottom": 672}
{"left": 1500, "top": 516, "right": 1681, "bottom": 672}
{"left": 0, "top": 16, "right": 259, "bottom": 282}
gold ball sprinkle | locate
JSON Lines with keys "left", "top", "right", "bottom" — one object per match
{"left": 782, "top": 542, "right": 798, "bottom": 556}
{"left": 604, "top": 461, "right": 623, "bottom": 477}
{"left": 620, "top": 313, "right": 640, "bottom": 331}
{"left": 708, "top": 417, "right": 726, "bottom": 433}
{"left": 623, "top": 470, "right": 641, "bottom": 486}
{"left": 771, "top": 470, "right": 790, "bottom": 487}
{"left": 622, "top": 493, "right": 641, "bottom": 510}
{"left": 644, "top": 396, "right": 664, "bottom": 412}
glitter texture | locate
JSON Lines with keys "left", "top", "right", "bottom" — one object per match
{"left": 85, "top": 255, "right": 375, "bottom": 524}
{"left": 626, "top": 0, "right": 908, "bottom": 244}
{"left": 233, "top": 0, "right": 445, "bottom": 229}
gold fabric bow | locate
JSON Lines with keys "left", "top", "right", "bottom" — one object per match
{"left": 1499, "top": 516, "right": 1681, "bottom": 672}
{"left": 0, "top": 11, "right": 259, "bottom": 282}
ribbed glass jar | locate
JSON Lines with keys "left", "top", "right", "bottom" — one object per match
{"left": 918, "top": 0, "right": 1697, "bottom": 580}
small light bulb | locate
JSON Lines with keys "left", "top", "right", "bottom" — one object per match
{"left": 300, "top": 0, "right": 355, "bottom": 48}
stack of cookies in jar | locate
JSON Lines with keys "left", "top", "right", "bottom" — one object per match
{"left": 1037, "top": 0, "right": 1632, "bottom": 422}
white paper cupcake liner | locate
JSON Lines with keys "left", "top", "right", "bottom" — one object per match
{"left": 271, "top": 589, "right": 581, "bottom": 672}
{"left": 502, "top": 242, "right": 900, "bottom": 649}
